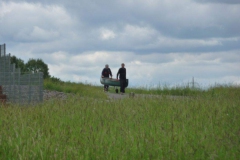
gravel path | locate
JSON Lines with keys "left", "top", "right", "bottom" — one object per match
{"left": 107, "top": 92, "right": 187, "bottom": 100}
{"left": 43, "top": 90, "right": 185, "bottom": 101}
{"left": 43, "top": 90, "right": 131, "bottom": 101}
{"left": 43, "top": 90, "right": 69, "bottom": 101}
{"left": 43, "top": 90, "right": 129, "bottom": 100}
{"left": 106, "top": 92, "right": 129, "bottom": 99}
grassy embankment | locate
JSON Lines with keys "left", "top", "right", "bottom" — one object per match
{"left": 1, "top": 79, "right": 240, "bottom": 159}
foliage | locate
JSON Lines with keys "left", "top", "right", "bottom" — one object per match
{"left": 10, "top": 55, "right": 50, "bottom": 79}
{"left": 10, "top": 55, "right": 26, "bottom": 73}
{"left": 0, "top": 84, "right": 239, "bottom": 159}
{"left": 48, "top": 76, "right": 63, "bottom": 83}
{"left": 25, "top": 58, "right": 50, "bottom": 79}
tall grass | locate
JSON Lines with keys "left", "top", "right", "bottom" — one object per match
{"left": 0, "top": 81, "right": 239, "bottom": 159}
{"left": 127, "top": 85, "right": 203, "bottom": 96}
{"left": 44, "top": 78, "right": 107, "bottom": 99}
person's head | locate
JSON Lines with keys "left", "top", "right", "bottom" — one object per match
{"left": 105, "top": 64, "right": 109, "bottom": 68}
{"left": 121, "top": 63, "right": 125, "bottom": 68}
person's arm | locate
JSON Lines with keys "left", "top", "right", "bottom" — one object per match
{"left": 116, "top": 69, "right": 120, "bottom": 79}
{"left": 109, "top": 68, "right": 112, "bottom": 78}
{"left": 125, "top": 68, "right": 126, "bottom": 79}
{"left": 101, "top": 69, "right": 105, "bottom": 77}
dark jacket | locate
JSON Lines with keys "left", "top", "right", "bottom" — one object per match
{"left": 102, "top": 68, "right": 112, "bottom": 77}
{"left": 117, "top": 68, "right": 126, "bottom": 79}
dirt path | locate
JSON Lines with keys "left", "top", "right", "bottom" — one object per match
{"left": 106, "top": 92, "right": 188, "bottom": 100}
{"left": 106, "top": 92, "right": 129, "bottom": 99}
{"left": 106, "top": 92, "right": 160, "bottom": 100}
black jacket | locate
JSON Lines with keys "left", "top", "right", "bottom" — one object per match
{"left": 117, "top": 68, "right": 126, "bottom": 79}
{"left": 102, "top": 68, "right": 112, "bottom": 77}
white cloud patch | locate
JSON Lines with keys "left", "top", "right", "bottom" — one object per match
{"left": 15, "top": 26, "right": 60, "bottom": 42}
{"left": 100, "top": 28, "right": 116, "bottom": 40}
{"left": 138, "top": 35, "right": 239, "bottom": 50}
{"left": 0, "top": 2, "right": 78, "bottom": 43}
{"left": 123, "top": 24, "right": 155, "bottom": 40}
{"left": 47, "top": 51, "right": 68, "bottom": 62}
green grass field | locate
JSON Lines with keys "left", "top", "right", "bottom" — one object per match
{"left": 1, "top": 80, "right": 240, "bottom": 160}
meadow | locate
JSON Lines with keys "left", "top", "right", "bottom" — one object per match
{"left": 0, "top": 79, "right": 240, "bottom": 160}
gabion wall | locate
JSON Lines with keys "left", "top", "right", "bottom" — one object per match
{"left": 0, "top": 44, "right": 43, "bottom": 104}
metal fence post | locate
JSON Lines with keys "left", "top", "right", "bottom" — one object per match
{"left": 13, "top": 63, "right": 16, "bottom": 103}
{"left": 28, "top": 74, "right": 32, "bottom": 104}
{"left": 4, "top": 44, "right": 6, "bottom": 56}
{"left": 3, "top": 52, "right": 5, "bottom": 86}
{"left": 18, "top": 68, "right": 21, "bottom": 104}
{"left": 192, "top": 77, "right": 195, "bottom": 89}
{"left": 39, "top": 72, "right": 43, "bottom": 102}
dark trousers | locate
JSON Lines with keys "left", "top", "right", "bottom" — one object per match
{"left": 103, "top": 76, "right": 109, "bottom": 91}
{"left": 103, "top": 76, "right": 109, "bottom": 90}
{"left": 104, "top": 84, "right": 109, "bottom": 90}
{"left": 120, "top": 79, "right": 126, "bottom": 93}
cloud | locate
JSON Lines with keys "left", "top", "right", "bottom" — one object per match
{"left": 99, "top": 28, "right": 116, "bottom": 40}
{"left": 35, "top": 50, "right": 240, "bottom": 87}
{"left": 194, "top": 0, "right": 240, "bottom": 4}
{"left": 15, "top": 26, "right": 60, "bottom": 42}
{"left": 0, "top": 0, "right": 239, "bottom": 87}
{"left": 0, "top": 2, "right": 79, "bottom": 44}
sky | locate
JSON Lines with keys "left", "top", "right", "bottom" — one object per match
{"left": 0, "top": 0, "right": 239, "bottom": 88}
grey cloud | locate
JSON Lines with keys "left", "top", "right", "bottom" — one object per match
{"left": 6, "top": 0, "right": 240, "bottom": 39}
{"left": 1, "top": 0, "right": 240, "bottom": 86}
{"left": 194, "top": 0, "right": 240, "bottom": 4}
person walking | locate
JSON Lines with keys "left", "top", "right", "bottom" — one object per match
{"left": 101, "top": 64, "right": 112, "bottom": 91}
{"left": 117, "top": 63, "right": 126, "bottom": 95}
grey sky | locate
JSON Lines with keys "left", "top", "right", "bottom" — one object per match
{"left": 0, "top": 0, "right": 239, "bottom": 87}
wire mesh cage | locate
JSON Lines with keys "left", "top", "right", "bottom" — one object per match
{"left": 0, "top": 44, "right": 43, "bottom": 105}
